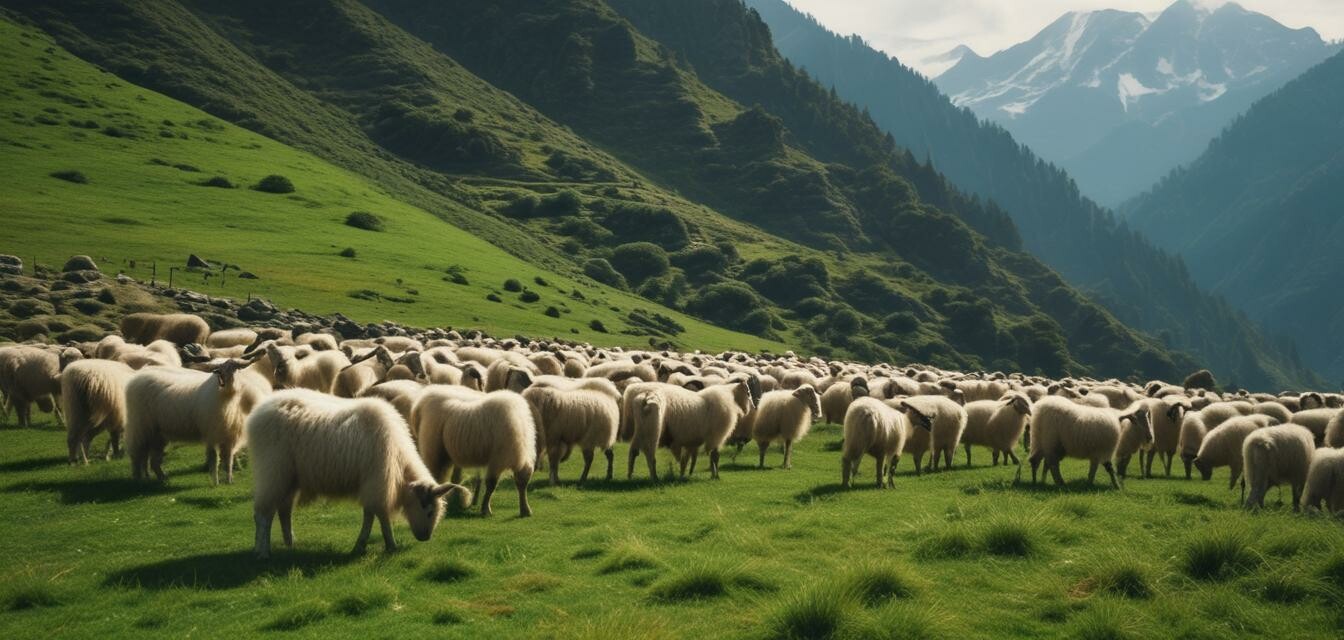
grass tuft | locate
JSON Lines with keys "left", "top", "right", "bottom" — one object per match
{"left": 420, "top": 559, "right": 478, "bottom": 583}
{"left": 1, "top": 582, "right": 60, "bottom": 611}
{"left": 330, "top": 587, "right": 394, "bottom": 616}
{"left": 912, "top": 528, "right": 974, "bottom": 560}
{"left": 647, "top": 566, "right": 729, "bottom": 602}
{"left": 1068, "top": 600, "right": 1139, "bottom": 640}
{"left": 1183, "top": 532, "right": 1260, "bottom": 581}
{"left": 766, "top": 584, "right": 858, "bottom": 640}
{"left": 1079, "top": 562, "right": 1153, "bottom": 599}
{"left": 844, "top": 562, "right": 918, "bottom": 606}
{"left": 1319, "top": 553, "right": 1344, "bottom": 589}
{"left": 262, "top": 600, "right": 328, "bottom": 631}
{"left": 430, "top": 606, "right": 467, "bottom": 625}
{"left": 982, "top": 519, "right": 1038, "bottom": 557}
{"left": 597, "top": 539, "right": 661, "bottom": 575}
{"left": 1251, "top": 568, "right": 1314, "bottom": 604}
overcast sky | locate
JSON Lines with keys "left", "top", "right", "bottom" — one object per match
{"left": 782, "top": 0, "right": 1344, "bottom": 76}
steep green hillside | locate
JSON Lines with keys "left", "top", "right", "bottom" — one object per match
{"left": 0, "top": 17, "right": 778, "bottom": 352}
{"left": 1125, "top": 50, "right": 1344, "bottom": 381}
{"left": 362, "top": 0, "right": 1196, "bottom": 380}
{"left": 5, "top": 0, "right": 1202, "bottom": 381}
{"left": 698, "top": 0, "right": 1320, "bottom": 391}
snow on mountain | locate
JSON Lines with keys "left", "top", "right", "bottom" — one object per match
{"left": 934, "top": 0, "right": 1338, "bottom": 208}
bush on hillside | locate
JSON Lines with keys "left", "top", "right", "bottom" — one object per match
{"left": 609, "top": 242, "right": 669, "bottom": 286}
{"left": 583, "top": 259, "right": 627, "bottom": 290}
{"left": 345, "top": 211, "right": 384, "bottom": 232}
{"left": 254, "top": 174, "right": 295, "bottom": 194}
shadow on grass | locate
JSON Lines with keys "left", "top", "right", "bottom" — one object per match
{"left": 104, "top": 549, "right": 353, "bottom": 590}
{"left": 983, "top": 479, "right": 1117, "bottom": 495}
{"left": 0, "top": 455, "right": 69, "bottom": 473}
{"left": 793, "top": 482, "right": 883, "bottom": 503}
{"left": 5, "top": 477, "right": 184, "bottom": 504}
{"left": 177, "top": 495, "right": 249, "bottom": 510}
{"left": 570, "top": 476, "right": 691, "bottom": 493}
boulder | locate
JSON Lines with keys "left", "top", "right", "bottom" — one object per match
{"left": 0, "top": 255, "right": 21, "bottom": 276}
{"left": 187, "top": 254, "right": 212, "bottom": 269}
{"left": 237, "top": 271, "right": 259, "bottom": 280}
{"left": 62, "top": 255, "right": 98, "bottom": 272}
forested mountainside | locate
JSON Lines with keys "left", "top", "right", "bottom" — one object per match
{"left": 1125, "top": 50, "right": 1344, "bottom": 382}
{"left": 1, "top": 0, "right": 1316, "bottom": 388}
{"left": 737, "top": 0, "right": 1320, "bottom": 390}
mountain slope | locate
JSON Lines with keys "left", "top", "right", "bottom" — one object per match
{"left": 1124, "top": 50, "right": 1344, "bottom": 381}
{"left": 367, "top": 0, "right": 1198, "bottom": 379}
{"left": 0, "top": 16, "right": 775, "bottom": 351}
{"left": 663, "top": 0, "right": 1319, "bottom": 390}
{"left": 2, "top": 0, "right": 1208, "bottom": 381}
{"left": 935, "top": 0, "right": 1338, "bottom": 207}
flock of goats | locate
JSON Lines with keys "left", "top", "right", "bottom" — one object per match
{"left": 1, "top": 311, "right": 1342, "bottom": 558}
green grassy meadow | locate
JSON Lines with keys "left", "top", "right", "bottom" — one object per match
{"left": 0, "top": 18, "right": 778, "bottom": 354}
{"left": 2, "top": 413, "right": 1342, "bottom": 639}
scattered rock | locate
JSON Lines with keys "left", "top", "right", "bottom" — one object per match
{"left": 61, "top": 270, "right": 101, "bottom": 284}
{"left": 237, "top": 271, "right": 259, "bottom": 280}
{"left": 187, "top": 254, "right": 212, "bottom": 269}
{"left": 237, "top": 297, "right": 278, "bottom": 322}
{"left": 115, "top": 274, "right": 136, "bottom": 284}
{"left": 0, "top": 255, "right": 21, "bottom": 276}
{"left": 62, "top": 255, "right": 98, "bottom": 272}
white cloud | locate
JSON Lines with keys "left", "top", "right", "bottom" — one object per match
{"left": 781, "top": 0, "right": 1344, "bottom": 76}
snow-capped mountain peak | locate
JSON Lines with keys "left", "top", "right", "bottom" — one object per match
{"left": 932, "top": 0, "right": 1337, "bottom": 207}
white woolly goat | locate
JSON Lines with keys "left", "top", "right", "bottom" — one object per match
{"left": 840, "top": 397, "right": 931, "bottom": 488}
{"left": 1177, "top": 412, "right": 1210, "bottom": 480}
{"left": 1194, "top": 414, "right": 1277, "bottom": 501}
{"left": 750, "top": 385, "right": 822, "bottom": 469}
{"left": 779, "top": 369, "right": 819, "bottom": 391}
{"left": 1288, "top": 408, "right": 1337, "bottom": 446}
{"left": 332, "top": 346, "right": 395, "bottom": 397}
{"left": 485, "top": 357, "right": 539, "bottom": 392}
{"left": 358, "top": 380, "right": 428, "bottom": 425}
{"left": 119, "top": 312, "right": 210, "bottom": 346}
{"left": 505, "top": 370, "right": 621, "bottom": 404}
{"left": 901, "top": 395, "right": 968, "bottom": 472}
{"left": 820, "top": 379, "right": 867, "bottom": 424}
{"left": 521, "top": 386, "right": 619, "bottom": 485}
{"left": 60, "top": 359, "right": 134, "bottom": 464}
{"left": 263, "top": 343, "right": 347, "bottom": 394}
{"left": 125, "top": 360, "right": 268, "bottom": 484}
{"left": 623, "top": 380, "right": 753, "bottom": 480}
{"left": 0, "top": 345, "right": 66, "bottom": 427}
{"left": 1302, "top": 448, "right": 1344, "bottom": 516}
{"left": 1026, "top": 397, "right": 1149, "bottom": 488}
{"left": 295, "top": 332, "right": 339, "bottom": 351}
{"left": 373, "top": 336, "right": 423, "bottom": 353}
{"left": 246, "top": 390, "right": 471, "bottom": 558}
{"left": 625, "top": 388, "right": 667, "bottom": 480}
{"left": 1242, "top": 424, "right": 1315, "bottom": 511}
{"left": 960, "top": 393, "right": 1031, "bottom": 467}
{"left": 1252, "top": 402, "right": 1293, "bottom": 425}
{"left": 411, "top": 387, "right": 536, "bottom": 517}
{"left": 584, "top": 360, "right": 657, "bottom": 383}
{"left": 1326, "top": 410, "right": 1344, "bottom": 449}
{"left": 207, "top": 328, "right": 258, "bottom": 349}
{"left": 1200, "top": 402, "right": 1254, "bottom": 430}
{"left": 1140, "top": 397, "right": 1191, "bottom": 478}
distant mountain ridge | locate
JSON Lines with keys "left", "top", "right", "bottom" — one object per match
{"left": 1124, "top": 49, "right": 1344, "bottom": 381}
{"left": 746, "top": 0, "right": 1321, "bottom": 391}
{"left": 934, "top": 0, "right": 1339, "bottom": 207}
